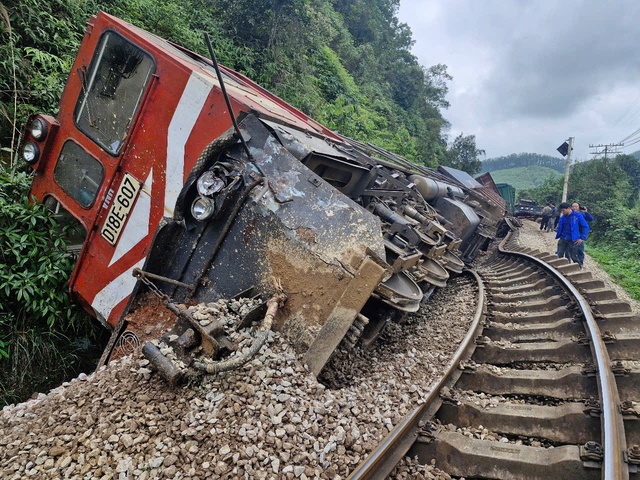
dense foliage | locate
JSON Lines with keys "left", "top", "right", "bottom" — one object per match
{"left": 0, "top": 0, "right": 484, "bottom": 171}
{"left": 480, "top": 153, "right": 566, "bottom": 174}
{"left": 0, "top": 165, "right": 105, "bottom": 405}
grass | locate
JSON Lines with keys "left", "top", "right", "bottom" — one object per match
{"left": 489, "top": 166, "right": 561, "bottom": 196}
{"left": 586, "top": 244, "right": 640, "bottom": 302}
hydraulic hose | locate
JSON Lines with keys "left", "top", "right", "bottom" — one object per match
{"left": 192, "top": 293, "right": 286, "bottom": 374}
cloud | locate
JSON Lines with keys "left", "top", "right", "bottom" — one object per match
{"left": 398, "top": 0, "right": 640, "bottom": 159}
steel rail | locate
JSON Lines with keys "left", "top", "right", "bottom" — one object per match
{"left": 499, "top": 236, "right": 629, "bottom": 480}
{"left": 346, "top": 269, "right": 486, "bottom": 480}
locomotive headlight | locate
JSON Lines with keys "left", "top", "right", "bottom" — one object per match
{"left": 191, "top": 196, "right": 215, "bottom": 221}
{"left": 21, "top": 141, "right": 40, "bottom": 164}
{"left": 30, "top": 117, "right": 48, "bottom": 140}
{"left": 197, "top": 171, "right": 225, "bottom": 196}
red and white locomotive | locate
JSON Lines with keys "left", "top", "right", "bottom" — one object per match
{"left": 19, "top": 12, "right": 505, "bottom": 377}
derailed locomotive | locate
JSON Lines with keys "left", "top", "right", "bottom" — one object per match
{"left": 19, "top": 12, "right": 506, "bottom": 379}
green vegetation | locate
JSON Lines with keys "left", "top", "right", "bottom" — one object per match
{"left": 0, "top": 0, "right": 485, "bottom": 172}
{"left": 480, "top": 152, "right": 565, "bottom": 174}
{"left": 489, "top": 166, "right": 562, "bottom": 196}
{"left": 525, "top": 155, "right": 640, "bottom": 302}
{"left": 0, "top": 165, "right": 106, "bottom": 406}
{"left": 2, "top": 0, "right": 637, "bottom": 406}
{"left": 587, "top": 244, "right": 640, "bottom": 301}
{"left": 0, "top": 0, "right": 488, "bottom": 404}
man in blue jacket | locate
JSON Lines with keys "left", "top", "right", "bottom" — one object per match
{"left": 555, "top": 202, "right": 590, "bottom": 268}
{"left": 571, "top": 202, "right": 593, "bottom": 267}
{"left": 572, "top": 202, "right": 594, "bottom": 222}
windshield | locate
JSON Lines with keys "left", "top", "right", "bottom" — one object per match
{"left": 43, "top": 196, "right": 87, "bottom": 256}
{"left": 54, "top": 140, "right": 104, "bottom": 208}
{"left": 74, "top": 31, "right": 155, "bottom": 155}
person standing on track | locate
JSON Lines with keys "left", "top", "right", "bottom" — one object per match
{"left": 546, "top": 202, "right": 557, "bottom": 231}
{"left": 555, "top": 202, "right": 590, "bottom": 268}
{"left": 540, "top": 203, "right": 553, "bottom": 231}
{"left": 571, "top": 202, "right": 593, "bottom": 268}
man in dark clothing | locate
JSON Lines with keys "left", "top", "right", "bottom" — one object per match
{"left": 572, "top": 202, "right": 594, "bottom": 222}
{"left": 540, "top": 203, "right": 553, "bottom": 230}
{"left": 550, "top": 202, "right": 560, "bottom": 230}
{"left": 571, "top": 202, "right": 593, "bottom": 267}
{"left": 547, "top": 203, "right": 557, "bottom": 231}
{"left": 555, "top": 202, "right": 590, "bottom": 267}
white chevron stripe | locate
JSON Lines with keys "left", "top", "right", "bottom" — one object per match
{"left": 164, "top": 72, "right": 213, "bottom": 215}
{"left": 91, "top": 258, "right": 145, "bottom": 322}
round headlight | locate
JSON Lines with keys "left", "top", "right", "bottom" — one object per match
{"left": 30, "top": 118, "right": 48, "bottom": 141}
{"left": 191, "top": 196, "right": 215, "bottom": 221}
{"left": 197, "top": 171, "right": 225, "bottom": 196}
{"left": 22, "top": 142, "right": 40, "bottom": 164}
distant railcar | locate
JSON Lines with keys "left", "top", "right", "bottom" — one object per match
{"left": 514, "top": 198, "right": 543, "bottom": 219}
{"left": 496, "top": 183, "right": 516, "bottom": 214}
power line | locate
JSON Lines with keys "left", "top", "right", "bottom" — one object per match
{"left": 589, "top": 143, "right": 624, "bottom": 159}
{"left": 614, "top": 93, "right": 640, "bottom": 127}
{"left": 618, "top": 126, "right": 640, "bottom": 145}
{"left": 620, "top": 109, "right": 640, "bottom": 130}
{"left": 622, "top": 137, "right": 640, "bottom": 148}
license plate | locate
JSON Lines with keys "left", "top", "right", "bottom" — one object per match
{"left": 101, "top": 173, "right": 142, "bottom": 246}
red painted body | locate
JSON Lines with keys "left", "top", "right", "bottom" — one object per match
{"left": 23, "top": 11, "right": 343, "bottom": 328}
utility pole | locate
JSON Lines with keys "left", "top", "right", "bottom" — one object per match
{"left": 589, "top": 142, "right": 624, "bottom": 159}
{"left": 561, "top": 137, "right": 573, "bottom": 202}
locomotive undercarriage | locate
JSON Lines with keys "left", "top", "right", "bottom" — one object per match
{"left": 130, "top": 113, "right": 495, "bottom": 380}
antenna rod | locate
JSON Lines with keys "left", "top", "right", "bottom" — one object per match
{"left": 204, "top": 33, "right": 252, "bottom": 160}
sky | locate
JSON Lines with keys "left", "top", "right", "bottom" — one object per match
{"left": 397, "top": 0, "right": 640, "bottom": 162}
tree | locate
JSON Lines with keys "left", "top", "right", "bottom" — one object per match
{"left": 614, "top": 154, "right": 640, "bottom": 207}
{"left": 444, "top": 133, "right": 485, "bottom": 175}
{"left": 529, "top": 175, "right": 563, "bottom": 205}
{"left": 567, "top": 158, "right": 631, "bottom": 240}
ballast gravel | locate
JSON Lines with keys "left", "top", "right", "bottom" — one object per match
{"left": 1, "top": 275, "right": 478, "bottom": 480}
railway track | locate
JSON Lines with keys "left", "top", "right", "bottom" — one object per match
{"left": 348, "top": 228, "right": 640, "bottom": 480}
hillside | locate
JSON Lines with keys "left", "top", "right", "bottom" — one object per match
{"left": 480, "top": 153, "right": 565, "bottom": 174}
{"left": 489, "top": 165, "right": 562, "bottom": 194}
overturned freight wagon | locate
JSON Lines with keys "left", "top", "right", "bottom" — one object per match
{"left": 18, "top": 12, "right": 505, "bottom": 379}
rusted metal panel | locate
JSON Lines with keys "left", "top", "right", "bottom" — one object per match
{"left": 304, "top": 255, "right": 388, "bottom": 375}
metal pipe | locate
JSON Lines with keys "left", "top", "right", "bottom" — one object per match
{"left": 133, "top": 268, "right": 194, "bottom": 291}
{"left": 142, "top": 342, "right": 183, "bottom": 385}
{"left": 192, "top": 293, "right": 286, "bottom": 374}
{"left": 370, "top": 203, "right": 409, "bottom": 225}
{"left": 408, "top": 175, "right": 463, "bottom": 201}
